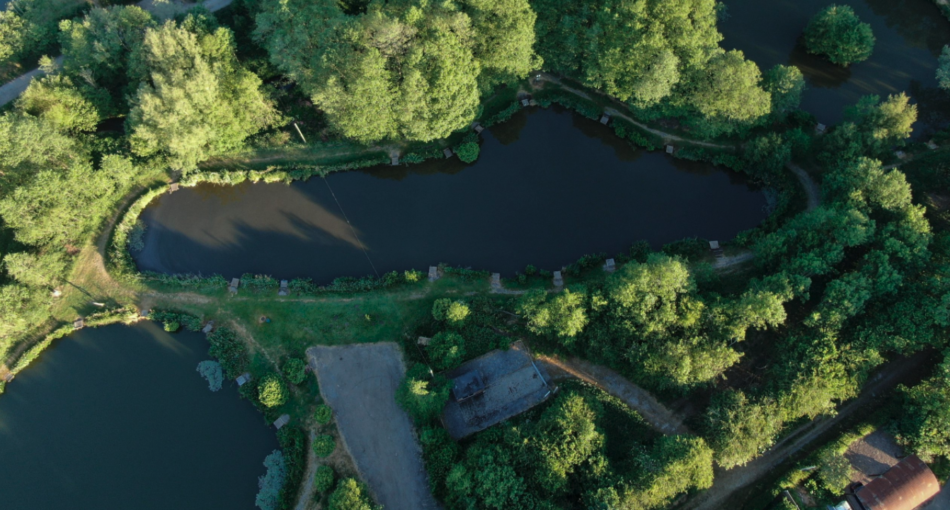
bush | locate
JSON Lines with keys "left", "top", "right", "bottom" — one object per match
{"left": 314, "top": 465, "right": 335, "bottom": 493}
{"left": 277, "top": 427, "right": 308, "bottom": 509}
{"left": 803, "top": 4, "right": 875, "bottom": 66}
{"left": 404, "top": 269, "right": 423, "bottom": 282}
{"left": 282, "top": 357, "right": 307, "bottom": 385}
{"left": 314, "top": 404, "right": 333, "bottom": 425}
{"left": 427, "top": 331, "right": 467, "bottom": 371}
{"left": 312, "top": 434, "right": 336, "bottom": 457}
{"left": 396, "top": 364, "right": 451, "bottom": 425}
{"left": 196, "top": 360, "right": 223, "bottom": 392}
{"left": 662, "top": 237, "right": 709, "bottom": 261}
{"left": 456, "top": 142, "right": 480, "bottom": 163}
{"left": 258, "top": 374, "right": 288, "bottom": 408}
{"left": 328, "top": 478, "right": 375, "bottom": 510}
{"left": 256, "top": 450, "right": 287, "bottom": 510}
{"left": 164, "top": 321, "right": 179, "bottom": 332}
{"left": 432, "top": 299, "right": 469, "bottom": 324}
{"left": 207, "top": 327, "right": 249, "bottom": 379}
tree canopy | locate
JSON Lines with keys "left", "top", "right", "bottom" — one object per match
{"left": 803, "top": 4, "right": 875, "bottom": 66}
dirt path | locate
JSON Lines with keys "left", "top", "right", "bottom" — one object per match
{"left": 537, "top": 355, "right": 691, "bottom": 436}
{"left": 712, "top": 251, "right": 755, "bottom": 270}
{"left": 680, "top": 353, "right": 929, "bottom": 510}
{"left": 786, "top": 162, "right": 821, "bottom": 211}
{"left": 536, "top": 73, "right": 732, "bottom": 150}
{"left": 308, "top": 343, "right": 439, "bottom": 510}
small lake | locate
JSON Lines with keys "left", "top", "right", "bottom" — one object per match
{"left": 720, "top": 0, "right": 950, "bottom": 133}
{"left": 134, "top": 107, "right": 768, "bottom": 283}
{"left": 0, "top": 323, "right": 278, "bottom": 509}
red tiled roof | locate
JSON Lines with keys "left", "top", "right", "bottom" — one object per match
{"left": 856, "top": 455, "right": 940, "bottom": 510}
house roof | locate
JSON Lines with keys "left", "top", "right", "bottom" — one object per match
{"left": 452, "top": 369, "right": 485, "bottom": 402}
{"left": 856, "top": 455, "right": 940, "bottom": 510}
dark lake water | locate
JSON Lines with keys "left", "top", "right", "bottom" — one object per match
{"left": 134, "top": 107, "right": 768, "bottom": 283}
{"left": 0, "top": 323, "right": 278, "bottom": 509}
{"left": 720, "top": 0, "right": 950, "bottom": 134}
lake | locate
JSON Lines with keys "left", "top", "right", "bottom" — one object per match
{"left": 720, "top": 0, "right": 950, "bottom": 134}
{"left": 0, "top": 323, "right": 278, "bottom": 509}
{"left": 134, "top": 107, "right": 768, "bottom": 283}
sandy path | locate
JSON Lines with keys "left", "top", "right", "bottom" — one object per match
{"left": 786, "top": 162, "right": 821, "bottom": 211}
{"left": 537, "top": 355, "right": 691, "bottom": 436}
{"left": 307, "top": 343, "right": 439, "bottom": 510}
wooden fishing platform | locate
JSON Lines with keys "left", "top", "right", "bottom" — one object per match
{"left": 228, "top": 278, "right": 239, "bottom": 294}
{"left": 278, "top": 280, "right": 289, "bottom": 296}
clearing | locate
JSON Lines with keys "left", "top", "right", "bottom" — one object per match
{"left": 308, "top": 343, "right": 439, "bottom": 510}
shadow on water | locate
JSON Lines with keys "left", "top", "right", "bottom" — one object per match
{"left": 135, "top": 107, "right": 768, "bottom": 283}
{"left": 720, "top": 0, "right": 950, "bottom": 134}
{"left": 0, "top": 322, "right": 277, "bottom": 510}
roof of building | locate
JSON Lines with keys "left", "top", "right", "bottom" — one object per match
{"left": 856, "top": 455, "right": 940, "bottom": 510}
{"left": 452, "top": 369, "right": 485, "bottom": 402}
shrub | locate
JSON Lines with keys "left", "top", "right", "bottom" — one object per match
{"left": 803, "top": 4, "right": 875, "bottom": 66}
{"left": 196, "top": 360, "right": 223, "bottom": 392}
{"left": 404, "top": 269, "right": 423, "bottom": 282}
{"left": 164, "top": 321, "right": 179, "bottom": 332}
{"left": 428, "top": 331, "right": 467, "bottom": 371}
{"left": 258, "top": 374, "right": 288, "bottom": 408}
{"left": 207, "top": 327, "right": 249, "bottom": 379}
{"left": 312, "top": 434, "right": 336, "bottom": 457}
{"left": 396, "top": 364, "right": 451, "bottom": 425}
{"left": 328, "top": 478, "right": 375, "bottom": 510}
{"left": 277, "top": 427, "right": 308, "bottom": 509}
{"left": 314, "top": 404, "right": 333, "bottom": 425}
{"left": 255, "top": 450, "right": 286, "bottom": 510}
{"left": 456, "top": 142, "right": 480, "bottom": 163}
{"left": 314, "top": 465, "right": 335, "bottom": 493}
{"left": 432, "top": 299, "right": 469, "bottom": 323}
{"left": 662, "top": 237, "right": 709, "bottom": 261}
{"left": 282, "top": 357, "right": 307, "bottom": 385}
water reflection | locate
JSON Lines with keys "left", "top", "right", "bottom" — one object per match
{"left": 788, "top": 41, "right": 852, "bottom": 89}
{"left": 144, "top": 183, "right": 366, "bottom": 250}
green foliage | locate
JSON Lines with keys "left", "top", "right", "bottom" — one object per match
{"left": 456, "top": 142, "right": 480, "bottom": 163}
{"left": 691, "top": 49, "right": 772, "bottom": 123}
{"left": 328, "top": 478, "right": 376, "bottom": 510}
{"left": 312, "top": 434, "right": 336, "bottom": 457}
{"left": 517, "top": 287, "right": 588, "bottom": 342}
{"left": 16, "top": 74, "right": 110, "bottom": 133}
{"left": 744, "top": 133, "right": 792, "bottom": 178}
{"left": 817, "top": 451, "right": 852, "bottom": 490}
{"left": 2, "top": 251, "right": 67, "bottom": 288}
{"left": 256, "top": 450, "right": 287, "bottom": 510}
{"left": 705, "top": 390, "right": 783, "bottom": 468}
{"left": 282, "top": 357, "right": 307, "bottom": 385}
{"left": 277, "top": 426, "right": 309, "bottom": 510}
{"left": 255, "top": 0, "right": 537, "bottom": 143}
{"left": 196, "top": 360, "right": 224, "bottom": 392}
{"left": 314, "top": 465, "right": 335, "bottom": 493}
{"left": 898, "top": 355, "right": 950, "bottom": 460}
{"left": 938, "top": 45, "right": 950, "bottom": 90}
{"left": 127, "top": 20, "right": 279, "bottom": 171}
{"left": 763, "top": 64, "right": 805, "bottom": 119}
{"left": 432, "top": 299, "right": 470, "bottom": 323}
{"left": 314, "top": 404, "right": 333, "bottom": 425}
{"left": 821, "top": 93, "right": 917, "bottom": 163}
{"left": 258, "top": 373, "right": 288, "bottom": 408}
{"left": 396, "top": 363, "right": 451, "bottom": 424}
{"left": 662, "top": 237, "right": 710, "bottom": 260}
{"left": 207, "top": 327, "right": 249, "bottom": 379}
{"left": 804, "top": 4, "right": 875, "bottom": 66}
{"left": 164, "top": 321, "right": 180, "bottom": 332}
{"left": 427, "top": 331, "right": 467, "bottom": 371}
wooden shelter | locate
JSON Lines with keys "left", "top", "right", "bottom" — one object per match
{"left": 844, "top": 455, "right": 940, "bottom": 510}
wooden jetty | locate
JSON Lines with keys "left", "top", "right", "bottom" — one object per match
{"left": 417, "top": 336, "right": 431, "bottom": 346}
{"left": 815, "top": 123, "right": 827, "bottom": 135}
{"left": 665, "top": 144, "right": 675, "bottom": 155}
{"left": 553, "top": 271, "right": 564, "bottom": 288}
{"left": 521, "top": 98, "right": 530, "bottom": 107}
{"left": 491, "top": 273, "right": 501, "bottom": 291}
{"left": 603, "top": 258, "right": 616, "bottom": 273}
{"left": 273, "top": 414, "right": 290, "bottom": 430}
{"left": 928, "top": 140, "right": 939, "bottom": 150}
{"left": 895, "top": 150, "right": 907, "bottom": 160}
{"left": 202, "top": 320, "right": 214, "bottom": 334}
{"left": 228, "top": 278, "right": 239, "bottom": 294}
{"left": 473, "top": 122, "right": 485, "bottom": 134}
{"left": 443, "top": 148, "right": 454, "bottom": 159}
{"left": 709, "top": 240, "right": 724, "bottom": 260}
{"left": 236, "top": 372, "right": 252, "bottom": 386}
{"left": 73, "top": 317, "right": 84, "bottom": 330}
{"left": 168, "top": 182, "right": 180, "bottom": 193}
{"left": 390, "top": 154, "right": 399, "bottom": 166}
{"left": 599, "top": 113, "right": 611, "bottom": 125}
{"left": 278, "top": 280, "right": 289, "bottom": 296}
{"left": 428, "top": 266, "right": 440, "bottom": 282}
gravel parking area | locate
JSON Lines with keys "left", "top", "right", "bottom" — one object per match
{"left": 308, "top": 343, "right": 439, "bottom": 510}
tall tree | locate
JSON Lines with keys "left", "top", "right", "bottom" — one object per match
{"left": 803, "top": 4, "right": 875, "bottom": 66}
{"left": 127, "top": 21, "right": 279, "bottom": 171}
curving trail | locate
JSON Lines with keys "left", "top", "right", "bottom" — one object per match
{"left": 537, "top": 355, "right": 691, "bottom": 436}
{"left": 786, "top": 162, "right": 821, "bottom": 211}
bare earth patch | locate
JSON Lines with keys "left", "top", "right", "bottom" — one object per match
{"left": 307, "top": 343, "right": 439, "bottom": 510}
{"left": 844, "top": 430, "right": 904, "bottom": 483}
